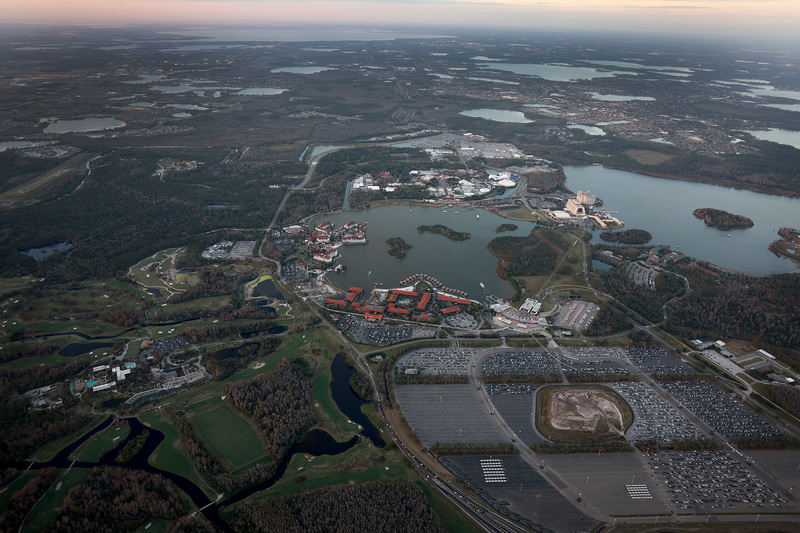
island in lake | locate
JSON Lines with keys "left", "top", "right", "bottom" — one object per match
{"left": 769, "top": 228, "right": 800, "bottom": 265}
{"left": 600, "top": 228, "right": 652, "bottom": 244}
{"left": 386, "top": 237, "right": 412, "bottom": 260}
{"left": 495, "top": 223, "right": 518, "bottom": 233}
{"left": 417, "top": 224, "right": 471, "bottom": 241}
{"left": 693, "top": 208, "right": 754, "bottom": 230}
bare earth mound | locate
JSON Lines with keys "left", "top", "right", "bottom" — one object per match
{"left": 536, "top": 385, "right": 633, "bottom": 443}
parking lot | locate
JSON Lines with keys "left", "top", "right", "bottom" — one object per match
{"left": 563, "top": 359, "right": 629, "bottom": 377}
{"left": 394, "top": 348, "right": 476, "bottom": 376}
{"left": 486, "top": 385, "right": 543, "bottom": 445}
{"left": 645, "top": 451, "right": 788, "bottom": 511}
{"left": 553, "top": 301, "right": 599, "bottom": 331}
{"left": 338, "top": 315, "right": 434, "bottom": 347}
{"left": 445, "top": 312, "right": 479, "bottom": 329}
{"left": 626, "top": 346, "right": 696, "bottom": 375}
{"left": 480, "top": 350, "right": 560, "bottom": 377}
{"left": 394, "top": 385, "right": 504, "bottom": 446}
{"left": 561, "top": 346, "right": 626, "bottom": 361}
{"left": 660, "top": 381, "right": 783, "bottom": 439}
{"left": 611, "top": 382, "right": 705, "bottom": 444}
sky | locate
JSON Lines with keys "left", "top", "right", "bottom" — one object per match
{"left": 2, "top": 0, "right": 800, "bottom": 42}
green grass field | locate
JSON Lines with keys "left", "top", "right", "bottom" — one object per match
{"left": 24, "top": 468, "right": 93, "bottom": 533}
{"left": 0, "top": 152, "right": 98, "bottom": 207}
{"left": 140, "top": 411, "right": 216, "bottom": 499}
{"left": 192, "top": 404, "right": 265, "bottom": 468}
{"left": 624, "top": 149, "right": 674, "bottom": 165}
{"left": 33, "top": 416, "right": 106, "bottom": 462}
{"left": 74, "top": 424, "right": 130, "bottom": 462}
{"left": 0, "top": 471, "right": 38, "bottom": 514}
{"left": 417, "top": 481, "right": 484, "bottom": 533}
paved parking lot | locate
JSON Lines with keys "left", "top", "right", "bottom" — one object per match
{"left": 338, "top": 315, "right": 434, "bottom": 346}
{"left": 445, "top": 312, "right": 479, "bottom": 329}
{"left": 442, "top": 456, "right": 595, "bottom": 533}
{"left": 660, "top": 381, "right": 783, "bottom": 439}
{"left": 645, "top": 451, "right": 788, "bottom": 511}
{"left": 554, "top": 301, "right": 599, "bottom": 331}
{"left": 561, "top": 346, "right": 626, "bottom": 360}
{"left": 611, "top": 382, "right": 705, "bottom": 444}
{"left": 563, "top": 359, "right": 629, "bottom": 378}
{"left": 486, "top": 384, "right": 543, "bottom": 445}
{"left": 394, "top": 348, "right": 475, "bottom": 375}
{"left": 481, "top": 350, "right": 560, "bottom": 377}
{"left": 394, "top": 384, "right": 504, "bottom": 446}
{"left": 626, "top": 346, "right": 696, "bottom": 375}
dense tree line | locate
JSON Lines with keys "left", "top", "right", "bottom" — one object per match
{"left": 173, "top": 410, "right": 275, "bottom": 494}
{"left": 0, "top": 467, "right": 58, "bottom": 533}
{"left": 487, "top": 228, "right": 568, "bottom": 278}
{"left": 51, "top": 467, "right": 187, "bottom": 532}
{"left": 666, "top": 267, "right": 800, "bottom": 354}
{"left": 531, "top": 440, "right": 633, "bottom": 454}
{"left": 595, "top": 269, "right": 675, "bottom": 323}
{"left": 565, "top": 373, "right": 634, "bottom": 383}
{"left": 169, "top": 267, "right": 251, "bottom": 304}
{"left": 0, "top": 363, "right": 92, "bottom": 461}
{"left": 183, "top": 320, "right": 277, "bottom": 344}
{"left": 394, "top": 374, "right": 469, "bottom": 385}
{"left": 584, "top": 304, "right": 630, "bottom": 337}
{"left": 692, "top": 208, "right": 754, "bottom": 230}
{"left": 600, "top": 229, "right": 653, "bottom": 244}
{"left": 767, "top": 385, "right": 800, "bottom": 419}
{"left": 115, "top": 430, "right": 149, "bottom": 464}
{"left": 430, "top": 442, "right": 518, "bottom": 455}
{"left": 482, "top": 373, "right": 560, "bottom": 384}
{"left": 226, "top": 358, "right": 314, "bottom": 459}
{"left": 225, "top": 480, "right": 445, "bottom": 533}
{"left": 0, "top": 342, "right": 59, "bottom": 364}
{"left": 205, "top": 338, "right": 281, "bottom": 380}
{"left": 349, "top": 371, "right": 373, "bottom": 401}
{"left": 170, "top": 516, "right": 218, "bottom": 533}
{"left": 731, "top": 436, "right": 799, "bottom": 450}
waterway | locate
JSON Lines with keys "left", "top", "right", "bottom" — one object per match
{"left": 564, "top": 165, "right": 800, "bottom": 275}
{"left": 22, "top": 241, "right": 73, "bottom": 261}
{"left": 60, "top": 342, "right": 115, "bottom": 357}
{"left": 746, "top": 128, "right": 800, "bottom": 150}
{"left": 271, "top": 66, "right": 336, "bottom": 75}
{"left": 476, "top": 63, "right": 634, "bottom": 82}
{"left": 311, "top": 205, "right": 535, "bottom": 298}
{"left": 234, "top": 88, "right": 287, "bottom": 95}
{"left": 44, "top": 118, "right": 125, "bottom": 134}
{"left": 459, "top": 109, "right": 533, "bottom": 123}
{"left": 329, "top": 353, "right": 385, "bottom": 447}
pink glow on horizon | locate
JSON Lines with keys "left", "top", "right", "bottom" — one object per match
{"left": 2, "top": 0, "right": 800, "bottom": 40}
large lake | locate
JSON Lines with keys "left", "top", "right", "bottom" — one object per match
{"left": 565, "top": 166, "right": 800, "bottom": 275}
{"left": 312, "top": 206, "right": 535, "bottom": 298}
{"left": 44, "top": 118, "right": 125, "bottom": 134}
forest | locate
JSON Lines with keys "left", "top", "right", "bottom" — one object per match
{"left": 225, "top": 480, "right": 445, "bottom": 533}
{"left": 692, "top": 208, "right": 754, "bottom": 230}
{"left": 52, "top": 467, "right": 187, "bottom": 532}
{"left": 430, "top": 442, "right": 518, "bottom": 456}
{"left": 417, "top": 225, "right": 471, "bottom": 241}
{"left": 599, "top": 229, "right": 652, "bottom": 244}
{"left": 226, "top": 358, "right": 314, "bottom": 459}
{"left": 487, "top": 228, "right": 569, "bottom": 278}
{"left": 386, "top": 237, "right": 413, "bottom": 261}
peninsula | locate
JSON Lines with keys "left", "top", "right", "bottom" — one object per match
{"left": 600, "top": 229, "right": 653, "bottom": 244}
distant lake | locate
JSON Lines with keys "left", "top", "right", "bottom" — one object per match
{"left": 44, "top": 118, "right": 125, "bottom": 134}
{"left": 235, "top": 88, "right": 287, "bottom": 95}
{"left": 477, "top": 63, "right": 634, "bottom": 82}
{"left": 151, "top": 85, "right": 238, "bottom": 93}
{"left": 586, "top": 92, "right": 655, "bottom": 102}
{"left": 460, "top": 109, "right": 533, "bottom": 123}
{"left": 564, "top": 166, "right": 800, "bottom": 275}
{"left": 271, "top": 66, "right": 336, "bottom": 74}
{"left": 465, "top": 77, "right": 519, "bottom": 86}
{"left": 0, "top": 141, "right": 48, "bottom": 152}
{"left": 567, "top": 124, "right": 605, "bottom": 136}
{"left": 746, "top": 128, "right": 800, "bottom": 149}
{"left": 581, "top": 60, "right": 693, "bottom": 74}
{"left": 310, "top": 145, "right": 347, "bottom": 158}
{"left": 122, "top": 74, "right": 164, "bottom": 84}
{"left": 23, "top": 241, "right": 73, "bottom": 261}
{"left": 168, "top": 104, "right": 208, "bottom": 110}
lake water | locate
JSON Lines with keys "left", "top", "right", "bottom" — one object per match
{"left": 586, "top": 92, "right": 655, "bottom": 102}
{"left": 168, "top": 104, "right": 208, "bottom": 110}
{"left": 581, "top": 60, "right": 693, "bottom": 74}
{"left": 151, "top": 85, "right": 238, "bottom": 93}
{"left": 460, "top": 109, "right": 533, "bottom": 123}
{"left": 271, "top": 66, "right": 336, "bottom": 74}
{"left": 746, "top": 129, "right": 800, "bottom": 149}
{"left": 477, "top": 63, "right": 634, "bottom": 82}
{"left": 0, "top": 141, "right": 48, "bottom": 152}
{"left": 22, "top": 241, "right": 73, "bottom": 261}
{"left": 235, "top": 88, "right": 287, "bottom": 95}
{"left": 312, "top": 205, "right": 535, "bottom": 298}
{"left": 564, "top": 166, "right": 800, "bottom": 275}
{"left": 44, "top": 118, "right": 125, "bottom": 134}
{"left": 465, "top": 77, "right": 519, "bottom": 85}
{"left": 310, "top": 145, "right": 347, "bottom": 158}
{"left": 567, "top": 124, "right": 605, "bottom": 136}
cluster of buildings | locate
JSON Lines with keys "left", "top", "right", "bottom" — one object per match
{"left": 306, "top": 221, "right": 368, "bottom": 264}
{"left": 325, "top": 286, "right": 473, "bottom": 323}
{"left": 546, "top": 190, "right": 622, "bottom": 229}
{"left": 201, "top": 240, "right": 257, "bottom": 260}
{"left": 73, "top": 362, "right": 137, "bottom": 393}
{"left": 490, "top": 299, "right": 548, "bottom": 331}
{"left": 351, "top": 167, "right": 518, "bottom": 201}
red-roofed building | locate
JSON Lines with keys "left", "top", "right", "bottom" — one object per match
{"left": 325, "top": 299, "right": 348, "bottom": 307}
{"left": 348, "top": 287, "right": 363, "bottom": 293}
{"left": 416, "top": 292, "right": 432, "bottom": 311}
{"left": 387, "top": 293, "right": 399, "bottom": 303}
{"left": 392, "top": 290, "right": 419, "bottom": 297}
{"left": 437, "top": 295, "right": 471, "bottom": 305}
{"left": 387, "top": 306, "right": 411, "bottom": 315}
{"left": 441, "top": 306, "right": 461, "bottom": 314}
{"left": 365, "top": 312, "right": 383, "bottom": 321}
